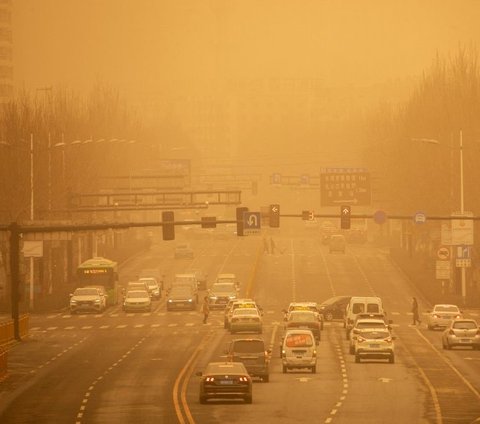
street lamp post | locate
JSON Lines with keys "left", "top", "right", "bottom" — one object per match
{"left": 413, "top": 130, "right": 468, "bottom": 304}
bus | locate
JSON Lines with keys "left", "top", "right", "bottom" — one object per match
{"left": 76, "top": 257, "right": 120, "bottom": 306}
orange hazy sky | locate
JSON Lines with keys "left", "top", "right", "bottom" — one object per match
{"left": 12, "top": 0, "right": 480, "bottom": 99}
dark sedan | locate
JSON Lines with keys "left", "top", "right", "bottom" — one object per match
{"left": 319, "top": 296, "right": 351, "bottom": 321}
{"left": 197, "top": 362, "right": 252, "bottom": 404}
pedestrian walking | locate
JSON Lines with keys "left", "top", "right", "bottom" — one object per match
{"left": 412, "top": 297, "right": 421, "bottom": 325}
{"left": 270, "top": 237, "right": 276, "bottom": 254}
{"left": 202, "top": 296, "right": 210, "bottom": 324}
{"left": 263, "top": 236, "right": 269, "bottom": 254}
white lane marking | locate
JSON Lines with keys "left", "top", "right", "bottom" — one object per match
{"left": 150, "top": 324, "right": 161, "bottom": 328}
{"left": 81, "top": 326, "right": 92, "bottom": 330}
{"left": 168, "top": 323, "right": 178, "bottom": 327}
{"left": 185, "top": 323, "right": 194, "bottom": 327}
{"left": 47, "top": 327, "right": 58, "bottom": 331}
{"left": 391, "top": 312, "right": 400, "bottom": 315}
{"left": 99, "top": 325, "right": 110, "bottom": 329}
{"left": 116, "top": 325, "right": 127, "bottom": 329}
{"left": 64, "top": 326, "right": 75, "bottom": 330}
{"left": 134, "top": 324, "right": 144, "bottom": 328}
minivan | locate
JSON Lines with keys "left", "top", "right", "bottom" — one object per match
{"left": 281, "top": 329, "right": 317, "bottom": 374}
{"left": 344, "top": 296, "right": 384, "bottom": 339}
{"left": 226, "top": 338, "right": 271, "bottom": 382}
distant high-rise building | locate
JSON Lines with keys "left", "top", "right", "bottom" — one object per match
{"left": 0, "top": 0, "right": 12, "bottom": 103}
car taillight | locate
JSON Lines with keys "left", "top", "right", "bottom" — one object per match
{"left": 455, "top": 315, "right": 461, "bottom": 319}
{"left": 239, "top": 376, "right": 249, "bottom": 382}
{"left": 313, "top": 350, "right": 317, "bottom": 357}
{"left": 205, "top": 377, "right": 215, "bottom": 382}
{"left": 357, "top": 337, "right": 365, "bottom": 343}
{"left": 433, "top": 314, "right": 440, "bottom": 318}
{"left": 384, "top": 337, "right": 392, "bottom": 343}
{"left": 476, "top": 329, "right": 480, "bottom": 336}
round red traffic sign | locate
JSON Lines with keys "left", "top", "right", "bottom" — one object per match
{"left": 437, "top": 246, "right": 450, "bottom": 260}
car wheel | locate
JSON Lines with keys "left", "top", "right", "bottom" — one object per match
{"left": 199, "top": 395, "right": 207, "bottom": 404}
{"left": 389, "top": 355, "right": 395, "bottom": 364}
{"left": 224, "top": 320, "right": 228, "bottom": 329}
{"left": 346, "top": 331, "right": 350, "bottom": 340}
{"left": 282, "top": 365, "right": 288, "bottom": 373}
{"left": 244, "top": 395, "right": 252, "bottom": 404}
{"left": 427, "top": 324, "right": 433, "bottom": 330}
{"left": 445, "top": 341, "right": 451, "bottom": 350}
{"left": 349, "top": 345, "right": 355, "bottom": 355}
{"left": 311, "top": 366, "right": 316, "bottom": 374}
{"left": 325, "top": 312, "right": 334, "bottom": 321}
{"left": 263, "top": 374, "right": 269, "bottom": 383}
{"left": 230, "top": 330, "right": 235, "bottom": 335}
{"left": 258, "top": 328, "right": 263, "bottom": 334}
{"left": 355, "top": 354, "right": 360, "bottom": 363}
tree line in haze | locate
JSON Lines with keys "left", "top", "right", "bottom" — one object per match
{"left": 363, "top": 46, "right": 480, "bottom": 216}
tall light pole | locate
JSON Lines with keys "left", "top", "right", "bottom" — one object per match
{"left": 29, "top": 133, "right": 35, "bottom": 309}
{"left": 413, "top": 130, "right": 468, "bottom": 304}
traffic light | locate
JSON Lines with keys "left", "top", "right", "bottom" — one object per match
{"left": 269, "top": 204, "right": 280, "bottom": 228}
{"left": 302, "top": 210, "right": 314, "bottom": 221}
{"left": 340, "top": 205, "right": 351, "bottom": 230}
{"left": 236, "top": 207, "right": 248, "bottom": 236}
{"left": 162, "top": 211, "right": 175, "bottom": 240}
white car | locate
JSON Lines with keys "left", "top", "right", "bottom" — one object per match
{"left": 70, "top": 287, "right": 106, "bottom": 314}
{"left": 230, "top": 308, "right": 263, "bottom": 334}
{"left": 442, "top": 319, "right": 480, "bottom": 350}
{"left": 426, "top": 304, "right": 462, "bottom": 330}
{"left": 123, "top": 290, "right": 152, "bottom": 312}
{"left": 349, "top": 318, "right": 392, "bottom": 354}
{"left": 354, "top": 329, "right": 395, "bottom": 363}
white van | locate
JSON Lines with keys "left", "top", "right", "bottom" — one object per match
{"left": 281, "top": 329, "right": 317, "bottom": 374}
{"left": 344, "top": 296, "right": 384, "bottom": 339}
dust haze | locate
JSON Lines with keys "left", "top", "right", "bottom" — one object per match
{"left": 12, "top": 0, "right": 480, "bottom": 167}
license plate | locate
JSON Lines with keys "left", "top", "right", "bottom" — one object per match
{"left": 369, "top": 344, "right": 379, "bottom": 348}
{"left": 177, "top": 303, "right": 184, "bottom": 307}
{"left": 220, "top": 380, "right": 233, "bottom": 385}
{"left": 460, "top": 339, "right": 471, "bottom": 343}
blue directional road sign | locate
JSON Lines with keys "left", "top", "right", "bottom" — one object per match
{"left": 243, "top": 211, "right": 261, "bottom": 234}
{"left": 413, "top": 211, "right": 427, "bottom": 224}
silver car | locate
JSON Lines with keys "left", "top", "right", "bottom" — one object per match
{"left": 426, "top": 304, "right": 462, "bottom": 330}
{"left": 442, "top": 319, "right": 480, "bottom": 350}
{"left": 123, "top": 290, "right": 152, "bottom": 312}
{"left": 354, "top": 329, "right": 395, "bottom": 364}
{"left": 70, "top": 287, "right": 106, "bottom": 314}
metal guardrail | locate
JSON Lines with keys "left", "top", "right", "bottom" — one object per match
{"left": 0, "top": 314, "right": 29, "bottom": 345}
{"left": 0, "top": 314, "right": 29, "bottom": 380}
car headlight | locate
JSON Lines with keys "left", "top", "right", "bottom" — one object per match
{"left": 229, "top": 295, "right": 236, "bottom": 299}
{"left": 168, "top": 299, "right": 173, "bottom": 303}
{"left": 153, "top": 290, "right": 159, "bottom": 295}
{"left": 188, "top": 299, "right": 193, "bottom": 302}
{"left": 209, "top": 296, "right": 217, "bottom": 300}
{"left": 94, "top": 299, "right": 101, "bottom": 304}
{"left": 70, "top": 299, "right": 77, "bottom": 304}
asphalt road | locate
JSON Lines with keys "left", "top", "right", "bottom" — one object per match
{"left": 1, "top": 227, "right": 480, "bottom": 424}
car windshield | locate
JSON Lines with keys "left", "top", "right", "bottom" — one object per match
{"left": 352, "top": 304, "right": 365, "bottom": 314}
{"left": 232, "top": 340, "right": 264, "bottom": 353}
{"left": 211, "top": 284, "right": 235, "bottom": 293}
{"left": 233, "top": 308, "right": 258, "bottom": 316}
{"left": 126, "top": 291, "right": 148, "bottom": 298}
{"left": 145, "top": 281, "right": 158, "bottom": 288}
{"left": 285, "top": 333, "right": 313, "bottom": 347}
{"left": 361, "top": 331, "right": 390, "bottom": 339}
{"left": 453, "top": 321, "right": 477, "bottom": 329}
{"left": 74, "top": 288, "right": 99, "bottom": 296}
{"left": 289, "top": 312, "right": 315, "bottom": 322}
{"left": 435, "top": 305, "right": 460, "bottom": 313}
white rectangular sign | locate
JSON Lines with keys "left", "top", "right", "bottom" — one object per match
{"left": 22, "top": 241, "right": 44, "bottom": 257}
{"left": 436, "top": 260, "right": 450, "bottom": 279}
{"left": 451, "top": 212, "right": 474, "bottom": 245}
